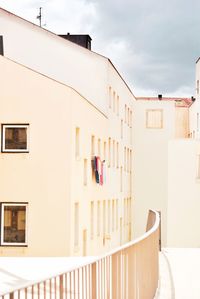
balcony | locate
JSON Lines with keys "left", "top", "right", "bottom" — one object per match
{"left": 0, "top": 210, "right": 160, "bottom": 299}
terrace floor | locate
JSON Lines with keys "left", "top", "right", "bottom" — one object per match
{"left": 155, "top": 248, "right": 200, "bottom": 299}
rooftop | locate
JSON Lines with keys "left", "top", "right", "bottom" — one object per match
{"left": 136, "top": 96, "right": 194, "bottom": 108}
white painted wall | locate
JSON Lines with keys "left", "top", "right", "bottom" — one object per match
{"left": 167, "top": 140, "right": 200, "bottom": 247}
{"left": 133, "top": 100, "right": 175, "bottom": 246}
{"left": 189, "top": 59, "right": 200, "bottom": 138}
{"left": 0, "top": 8, "right": 135, "bottom": 117}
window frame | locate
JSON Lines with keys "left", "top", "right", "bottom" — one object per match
{"left": 1, "top": 202, "right": 28, "bottom": 246}
{"left": 2, "top": 124, "right": 30, "bottom": 153}
{"left": 146, "top": 109, "right": 163, "bottom": 129}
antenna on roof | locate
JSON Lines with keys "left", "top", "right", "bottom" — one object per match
{"left": 36, "top": 7, "right": 42, "bottom": 27}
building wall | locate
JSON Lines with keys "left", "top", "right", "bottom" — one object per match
{"left": 0, "top": 8, "right": 134, "bottom": 119}
{"left": 0, "top": 50, "right": 135, "bottom": 256}
{"left": 167, "top": 140, "right": 200, "bottom": 247}
{"left": 0, "top": 55, "right": 113, "bottom": 256}
{"left": 190, "top": 60, "right": 200, "bottom": 138}
{"left": 133, "top": 100, "right": 175, "bottom": 246}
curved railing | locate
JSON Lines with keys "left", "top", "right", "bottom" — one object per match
{"left": 0, "top": 210, "right": 160, "bottom": 299}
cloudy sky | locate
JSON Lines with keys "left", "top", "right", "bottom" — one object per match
{"left": 0, "top": 0, "right": 199, "bottom": 97}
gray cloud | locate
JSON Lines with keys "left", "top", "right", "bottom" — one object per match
{"left": 86, "top": 0, "right": 200, "bottom": 96}
{"left": 0, "top": 0, "right": 199, "bottom": 96}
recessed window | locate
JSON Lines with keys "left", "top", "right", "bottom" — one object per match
{"left": 91, "top": 135, "right": 95, "bottom": 157}
{"left": 75, "top": 127, "right": 80, "bottom": 158}
{"left": 1, "top": 203, "right": 28, "bottom": 246}
{"left": 83, "top": 159, "right": 88, "bottom": 186}
{"left": 74, "top": 203, "right": 79, "bottom": 247}
{"left": 197, "top": 155, "right": 200, "bottom": 180}
{"left": 2, "top": 124, "right": 29, "bottom": 152}
{"left": 146, "top": 109, "right": 163, "bottom": 129}
{"left": 90, "top": 201, "right": 94, "bottom": 240}
{"left": 97, "top": 201, "right": 101, "bottom": 236}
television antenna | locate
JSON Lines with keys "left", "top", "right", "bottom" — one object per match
{"left": 36, "top": 7, "right": 42, "bottom": 27}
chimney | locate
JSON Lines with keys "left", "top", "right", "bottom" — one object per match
{"left": 191, "top": 96, "right": 196, "bottom": 102}
{"left": 158, "top": 94, "right": 162, "bottom": 100}
{"left": 58, "top": 34, "right": 92, "bottom": 50}
{"left": 0, "top": 36, "right": 4, "bottom": 55}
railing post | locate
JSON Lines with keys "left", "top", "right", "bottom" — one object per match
{"left": 92, "top": 263, "right": 97, "bottom": 299}
{"left": 59, "top": 275, "right": 63, "bottom": 299}
{"left": 9, "top": 293, "right": 14, "bottom": 299}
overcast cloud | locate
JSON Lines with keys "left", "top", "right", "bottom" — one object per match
{"left": 0, "top": 0, "right": 199, "bottom": 96}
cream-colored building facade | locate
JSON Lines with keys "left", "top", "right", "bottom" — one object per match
{"left": 0, "top": 8, "right": 135, "bottom": 256}
{"left": 1, "top": 7, "right": 200, "bottom": 256}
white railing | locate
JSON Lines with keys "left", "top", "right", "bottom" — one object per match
{"left": 0, "top": 210, "right": 160, "bottom": 299}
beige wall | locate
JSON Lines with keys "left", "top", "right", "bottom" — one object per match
{"left": 0, "top": 51, "right": 135, "bottom": 256}
{"left": 133, "top": 100, "right": 175, "bottom": 246}
{"left": 167, "top": 140, "right": 200, "bottom": 247}
{"left": 0, "top": 55, "right": 108, "bottom": 256}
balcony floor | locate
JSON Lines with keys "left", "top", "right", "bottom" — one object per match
{"left": 155, "top": 248, "right": 200, "bottom": 299}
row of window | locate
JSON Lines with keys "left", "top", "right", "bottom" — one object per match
{"left": 74, "top": 198, "right": 132, "bottom": 247}
{"left": 76, "top": 129, "right": 132, "bottom": 172}
{"left": 124, "top": 104, "right": 132, "bottom": 128}
{"left": 109, "top": 86, "right": 119, "bottom": 115}
{"left": 1, "top": 124, "right": 29, "bottom": 152}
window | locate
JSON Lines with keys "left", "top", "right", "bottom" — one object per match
{"left": 107, "top": 200, "right": 111, "bottom": 234}
{"left": 2, "top": 124, "right": 29, "bottom": 153}
{"left": 0, "top": 35, "right": 4, "bottom": 56}
{"left": 1, "top": 203, "right": 28, "bottom": 246}
{"left": 113, "top": 91, "right": 116, "bottom": 112}
{"left": 130, "top": 150, "right": 132, "bottom": 173}
{"left": 121, "top": 119, "right": 123, "bottom": 139}
{"left": 124, "top": 147, "right": 126, "bottom": 172}
{"left": 116, "top": 142, "right": 119, "bottom": 168}
{"left": 75, "top": 127, "right": 80, "bottom": 158}
{"left": 197, "top": 80, "right": 199, "bottom": 95}
{"left": 98, "top": 138, "right": 101, "bottom": 156}
{"left": 197, "top": 113, "right": 199, "bottom": 132}
{"left": 117, "top": 96, "right": 119, "bottom": 116}
{"left": 103, "top": 141, "right": 107, "bottom": 161}
{"left": 103, "top": 200, "right": 106, "bottom": 236}
{"left": 91, "top": 135, "right": 95, "bottom": 157}
{"left": 197, "top": 155, "right": 200, "bottom": 180}
{"left": 83, "top": 159, "right": 87, "bottom": 186}
{"left": 90, "top": 202, "right": 94, "bottom": 239}
{"left": 120, "top": 167, "right": 123, "bottom": 192}
{"left": 74, "top": 203, "right": 79, "bottom": 247}
{"left": 125, "top": 105, "right": 127, "bottom": 123}
{"left": 112, "top": 199, "right": 115, "bottom": 232}
{"left": 146, "top": 109, "right": 163, "bottom": 129}
{"left": 113, "top": 140, "right": 115, "bottom": 167}
{"left": 116, "top": 199, "right": 119, "bottom": 230}
{"left": 127, "top": 108, "right": 130, "bottom": 126}
{"left": 130, "top": 110, "right": 132, "bottom": 128}
{"left": 109, "top": 86, "right": 112, "bottom": 108}
{"left": 108, "top": 137, "right": 111, "bottom": 167}
{"left": 97, "top": 201, "right": 101, "bottom": 236}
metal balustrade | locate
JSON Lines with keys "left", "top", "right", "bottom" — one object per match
{"left": 0, "top": 210, "right": 160, "bottom": 299}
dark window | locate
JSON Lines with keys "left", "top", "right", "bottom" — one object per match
{"left": 1, "top": 203, "right": 27, "bottom": 245}
{"left": 0, "top": 36, "right": 4, "bottom": 56}
{"left": 2, "top": 125, "right": 29, "bottom": 152}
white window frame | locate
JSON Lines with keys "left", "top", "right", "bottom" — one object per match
{"left": 1, "top": 203, "right": 28, "bottom": 246}
{"left": 2, "top": 124, "right": 29, "bottom": 153}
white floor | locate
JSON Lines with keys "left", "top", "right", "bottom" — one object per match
{"left": 0, "top": 256, "right": 96, "bottom": 296}
{"left": 155, "top": 248, "right": 200, "bottom": 299}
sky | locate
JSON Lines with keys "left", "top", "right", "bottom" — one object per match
{"left": 0, "top": 0, "right": 199, "bottom": 97}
